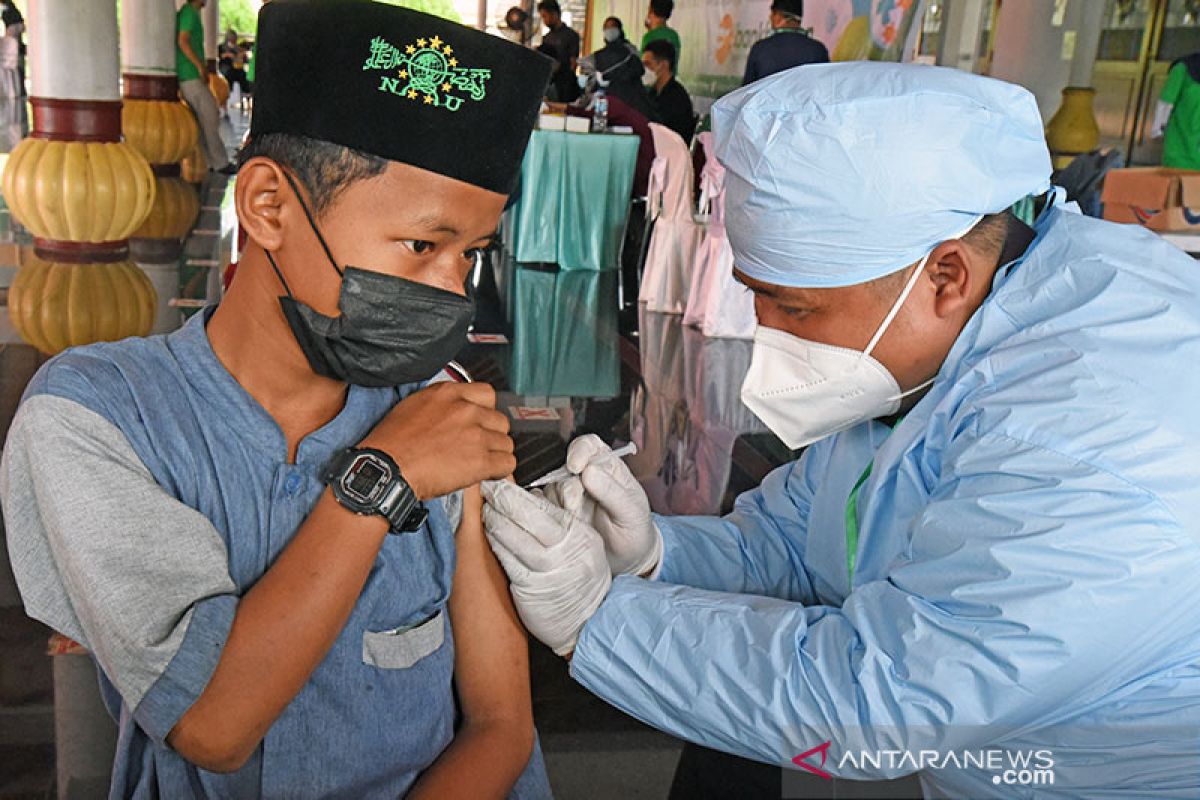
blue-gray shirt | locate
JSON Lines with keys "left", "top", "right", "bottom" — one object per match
{"left": 1, "top": 308, "right": 550, "bottom": 799}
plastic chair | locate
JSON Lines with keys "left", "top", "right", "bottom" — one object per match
{"left": 682, "top": 132, "right": 756, "bottom": 339}
{"left": 638, "top": 123, "right": 702, "bottom": 314}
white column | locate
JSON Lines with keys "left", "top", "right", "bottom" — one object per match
{"left": 122, "top": 0, "right": 177, "bottom": 77}
{"left": 28, "top": 0, "right": 120, "bottom": 100}
{"left": 937, "top": 0, "right": 989, "bottom": 73}
{"left": 1068, "top": 5, "right": 1105, "bottom": 87}
{"left": 138, "top": 261, "right": 183, "bottom": 335}
{"left": 204, "top": 0, "right": 220, "bottom": 63}
{"left": 989, "top": 0, "right": 1105, "bottom": 120}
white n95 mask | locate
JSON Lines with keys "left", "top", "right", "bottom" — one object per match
{"left": 739, "top": 239, "right": 955, "bottom": 449}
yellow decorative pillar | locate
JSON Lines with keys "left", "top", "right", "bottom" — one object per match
{"left": 2, "top": 0, "right": 157, "bottom": 357}
{"left": 123, "top": 98, "right": 198, "bottom": 167}
{"left": 181, "top": 142, "right": 208, "bottom": 184}
{"left": 1045, "top": 87, "right": 1100, "bottom": 170}
{"left": 8, "top": 253, "right": 156, "bottom": 353}
{"left": 121, "top": 0, "right": 201, "bottom": 265}
{"left": 209, "top": 70, "right": 231, "bottom": 108}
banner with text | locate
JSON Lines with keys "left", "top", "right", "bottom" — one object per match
{"left": 590, "top": 0, "right": 928, "bottom": 102}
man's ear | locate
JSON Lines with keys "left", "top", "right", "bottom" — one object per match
{"left": 924, "top": 240, "right": 973, "bottom": 319}
{"left": 235, "top": 157, "right": 289, "bottom": 252}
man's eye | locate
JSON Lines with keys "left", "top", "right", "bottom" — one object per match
{"left": 403, "top": 240, "right": 434, "bottom": 255}
{"left": 782, "top": 306, "right": 810, "bottom": 319}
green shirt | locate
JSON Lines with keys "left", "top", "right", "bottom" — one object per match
{"left": 1161, "top": 62, "right": 1200, "bottom": 170}
{"left": 641, "top": 25, "right": 681, "bottom": 62}
{"left": 176, "top": 3, "right": 205, "bottom": 83}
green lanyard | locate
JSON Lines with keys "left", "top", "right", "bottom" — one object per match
{"left": 843, "top": 417, "right": 903, "bottom": 584}
{"left": 843, "top": 461, "right": 873, "bottom": 585}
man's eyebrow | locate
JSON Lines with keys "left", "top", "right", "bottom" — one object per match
{"left": 735, "top": 271, "right": 779, "bottom": 298}
{"left": 734, "top": 272, "right": 815, "bottom": 305}
{"left": 410, "top": 212, "right": 460, "bottom": 236}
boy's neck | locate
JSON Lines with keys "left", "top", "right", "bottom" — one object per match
{"left": 208, "top": 246, "right": 351, "bottom": 461}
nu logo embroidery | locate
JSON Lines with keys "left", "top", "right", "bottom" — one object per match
{"left": 362, "top": 35, "right": 491, "bottom": 112}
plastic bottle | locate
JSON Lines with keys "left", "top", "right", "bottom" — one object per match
{"left": 592, "top": 89, "right": 608, "bottom": 133}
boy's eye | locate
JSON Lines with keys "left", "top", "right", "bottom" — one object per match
{"left": 403, "top": 240, "right": 434, "bottom": 255}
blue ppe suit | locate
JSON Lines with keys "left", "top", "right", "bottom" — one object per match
{"left": 571, "top": 206, "right": 1200, "bottom": 797}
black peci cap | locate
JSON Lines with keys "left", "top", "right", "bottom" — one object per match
{"left": 251, "top": 0, "right": 553, "bottom": 194}
{"left": 770, "top": 0, "right": 804, "bottom": 18}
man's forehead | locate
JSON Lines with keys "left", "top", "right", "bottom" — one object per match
{"left": 331, "top": 160, "right": 503, "bottom": 237}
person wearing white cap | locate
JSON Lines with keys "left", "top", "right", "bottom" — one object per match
{"left": 483, "top": 62, "right": 1200, "bottom": 797}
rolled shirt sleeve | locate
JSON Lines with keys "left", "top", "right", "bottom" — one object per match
{"left": 1, "top": 394, "right": 239, "bottom": 745}
{"left": 571, "top": 431, "right": 1200, "bottom": 777}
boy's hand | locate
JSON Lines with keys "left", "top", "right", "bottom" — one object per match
{"left": 359, "top": 382, "right": 514, "bottom": 500}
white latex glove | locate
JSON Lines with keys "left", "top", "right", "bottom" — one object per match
{"left": 563, "top": 435, "right": 662, "bottom": 577}
{"left": 481, "top": 480, "right": 612, "bottom": 657}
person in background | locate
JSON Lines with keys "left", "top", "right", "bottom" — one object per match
{"left": 1152, "top": 51, "right": 1200, "bottom": 170}
{"left": 576, "top": 17, "right": 658, "bottom": 124}
{"left": 742, "top": 0, "right": 828, "bottom": 86}
{"left": 177, "top": 0, "right": 235, "bottom": 175}
{"left": 537, "top": 0, "right": 580, "bottom": 103}
{"left": 642, "top": 40, "right": 695, "bottom": 144}
{"left": 0, "top": 1, "right": 22, "bottom": 95}
{"left": 219, "top": 28, "right": 252, "bottom": 98}
{"left": 537, "top": 42, "right": 570, "bottom": 102}
{"left": 641, "top": 0, "right": 681, "bottom": 64}
{"left": 0, "top": 4, "right": 19, "bottom": 99}
{"left": 599, "top": 16, "right": 640, "bottom": 62}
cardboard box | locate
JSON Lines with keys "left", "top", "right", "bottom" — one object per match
{"left": 537, "top": 113, "right": 566, "bottom": 131}
{"left": 1101, "top": 167, "right": 1200, "bottom": 231}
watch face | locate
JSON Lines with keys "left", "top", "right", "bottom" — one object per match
{"left": 343, "top": 454, "right": 390, "bottom": 504}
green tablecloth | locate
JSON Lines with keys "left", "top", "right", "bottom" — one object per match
{"left": 508, "top": 130, "right": 639, "bottom": 271}
{"left": 500, "top": 258, "right": 620, "bottom": 398}
{"left": 506, "top": 266, "right": 619, "bottom": 398}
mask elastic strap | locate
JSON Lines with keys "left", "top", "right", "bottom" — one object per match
{"left": 860, "top": 216, "right": 985, "bottom": 360}
{"left": 264, "top": 250, "right": 295, "bottom": 299}
{"left": 860, "top": 253, "right": 930, "bottom": 359}
{"left": 892, "top": 375, "right": 936, "bottom": 402}
{"left": 281, "top": 170, "right": 343, "bottom": 277}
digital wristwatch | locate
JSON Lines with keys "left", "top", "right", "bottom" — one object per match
{"left": 322, "top": 447, "right": 427, "bottom": 533}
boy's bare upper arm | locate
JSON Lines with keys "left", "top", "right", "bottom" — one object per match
{"left": 448, "top": 485, "right": 533, "bottom": 726}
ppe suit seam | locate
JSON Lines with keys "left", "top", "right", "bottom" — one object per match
{"left": 973, "top": 429, "right": 1186, "bottom": 531}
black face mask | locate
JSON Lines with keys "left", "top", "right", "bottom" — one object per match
{"left": 266, "top": 173, "right": 476, "bottom": 388}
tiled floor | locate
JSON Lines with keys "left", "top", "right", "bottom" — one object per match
{"left": 0, "top": 97, "right": 798, "bottom": 798}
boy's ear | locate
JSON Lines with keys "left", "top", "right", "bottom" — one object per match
{"left": 235, "top": 157, "right": 289, "bottom": 252}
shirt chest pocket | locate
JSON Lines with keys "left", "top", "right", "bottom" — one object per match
{"left": 362, "top": 608, "right": 446, "bottom": 669}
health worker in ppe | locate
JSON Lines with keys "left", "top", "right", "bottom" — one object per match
{"left": 482, "top": 62, "right": 1200, "bottom": 798}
